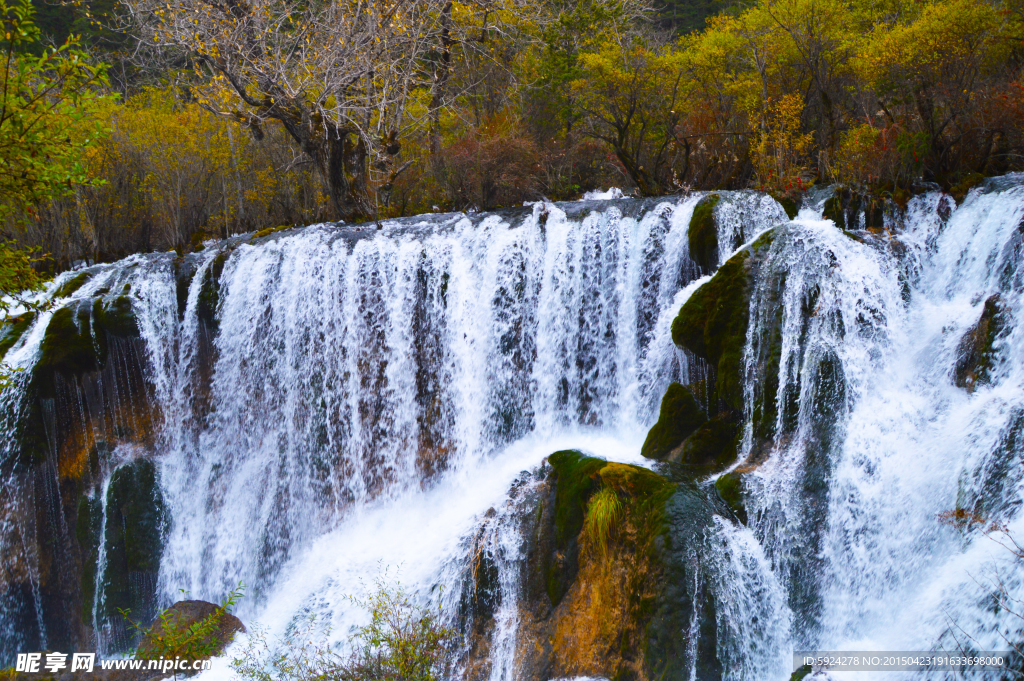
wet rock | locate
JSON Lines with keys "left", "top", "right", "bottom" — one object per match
{"left": 714, "top": 467, "right": 753, "bottom": 524}
{"left": 954, "top": 294, "right": 1008, "bottom": 391}
{"left": 688, "top": 194, "right": 720, "bottom": 272}
{"left": 53, "top": 272, "right": 92, "bottom": 299}
{"left": 671, "top": 249, "right": 751, "bottom": 414}
{"left": 0, "top": 311, "right": 37, "bottom": 360}
{"left": 482, "top": 451, "right": 701, "bottom": 681}
{"left": 667, "top": 413, "right": 742, "bottom": 473}
{"left": 641, "top": 383, "right": 707, "bottom": 460}
{"left": 822, "top": 185, "right": 888, "bottom": 231}
{"left": 99, "top": 460, "right": 167, "bottom": 651}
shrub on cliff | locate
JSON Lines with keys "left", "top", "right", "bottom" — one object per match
{"left": 233, "top": 578, "right": 455, "bottom": 681}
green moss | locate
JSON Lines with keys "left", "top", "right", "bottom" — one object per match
{"left": 33, "top": 296, "right": 139, "bottom": 399}
{"left": 669, "top": 414, "right": 741, "bottom": 472}
{"left": 688, "top": 193, "right": 720, "bottom": 272}
{"left": 671, "top": 249, "right": 751, "bottom": 413}
{"left": 197, "top": 251, "right": 229, "bottom": 327}
{"left": 53, "top": 272, "right": 91, "bottom": 298}
{"left": 954, "top": 294, "right": 1007, "bottom": 391}
{"left": 93, "top": 296, "right": 139, "bottom": 337}
{"left": 714, "top": 471, "right": 747, "bottom": 523}
{"left": 950, "top": 172, "right": 985, "bottom": 203}
{"left": 751, "top": 228, "right": 776, "bottom": 252}
{"left": 599, "top": 461, "right": 674, "bottom": 501}
{"left": 0, "top": 311, "right": 37, "bottom": 360}
{"left": 641, "top": 383, "right": 707, "bottom": 460}
{"left": 99, "top": 459, "right": 167, "bottom": 639}
{"left": 76, "top": 494, "right": 102, "bottom": 624}
{"left": 771, "top": 194, "right": 799, "bottom": 219}
{"left": 251, "top": 224, "right": 291, "bottom": 240}
{"left": 34, "top": 306, "right": 103, "bottom": 398}
{"left": 546, "top": 450, "right": 605, "bottom": 605}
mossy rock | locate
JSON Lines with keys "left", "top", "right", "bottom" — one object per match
{"left": 641, "top": 383, "right": 707, "bottom": 460}
{"left": 251, "top": 224, "right": 291, "bottom": 240}
{"left": 954, "top": 294, "right": 1008, "bottom": 391}
{"left": 771, "top": 193, "right": 799, "bottom": 220}
{"left": 688, "top": 194, "right": 720, "bottom": 272}
{"left": 197, "top": 251, "right": 229, "bottom": 328}
{"left": 93, "top": 296, "right": 139, "bottom": 337}
{"left": 138, "top": 600, "right": 245, "bottom": 662}
{"left": 33, "top": 297, "right": 140, "bottom": 399}
{"left": 99, "top": 459, "right": 167, "bottom": 646}
{"left": 545, "top": 450, "right": 605, "bottom": 606}
{"left": 75, "top": 494, "right": 103, "bottom": 624}
{"left": 667, "top": 413, "right": 741, "bottom": 472}
{"left": 671, "top": 249, "right": 751, "bottom": 413}
{"left": 34, "top": 306, "right": 103, "bottom": 398}
{"left": 823, "top": 185, "right": 885, "bottom": 231}
{"left": 949, "top": 172, "right": 986, "bottom": 203}
{"left": 53, "top": 271, "right": 92, "bottom": 299}
{"left": 0, "top": 311, "right": 37, "bottom": 360}
{"left": 714, "top": 470, "right": 748, "bottom": 523}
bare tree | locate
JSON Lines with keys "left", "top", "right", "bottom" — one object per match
{"left": 123, "top": 0, "right": 509, "bottom": 222}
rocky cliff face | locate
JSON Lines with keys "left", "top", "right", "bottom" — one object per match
{"left": 459, "top": 449, "right": 748, "bottom": 681}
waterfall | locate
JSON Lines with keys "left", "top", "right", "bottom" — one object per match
{"left": 1, "top": 176, "right": 1022, "bottom": 680}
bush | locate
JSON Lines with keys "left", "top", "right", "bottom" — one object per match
{"left": 121, "top": 583, "right": 244, "bottom": 671}
{"left": 233, "top": 578, "right": 455, "bottom": 681}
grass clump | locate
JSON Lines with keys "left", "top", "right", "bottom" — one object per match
{"left": 584, "top": 487, "right": 623, "bottom": 557}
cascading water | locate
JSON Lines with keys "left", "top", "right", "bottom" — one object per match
{"left": 0, "top": 177, "right": 1022, "bottom": 680}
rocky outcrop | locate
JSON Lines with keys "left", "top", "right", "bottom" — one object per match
{"left": 642, "top": 238, "right": 763, "bottom": 476}
{"left": 0, "top": 262, "right": 212, "bottom": 660}
{"left": 640, "top": 383, "right": 706, "bottom": 460}
{"left": 822, "top": 185, "right": 890, "bottom": 231}
{"left": 688, "top": 193, "right": 720, "bottom": 272}
{"left": 462, "top": 451, "right": 724, "bottom": 681}
{"left": 954, "top": 294, "right": 1008, "bottom": 391}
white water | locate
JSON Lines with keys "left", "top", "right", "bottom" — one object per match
{"left": 2, "top": 180, "right": 1024, "bottom": 680}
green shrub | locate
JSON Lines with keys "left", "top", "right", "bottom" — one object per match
{"left": 233, "top": 577, "right": 455, "bottom": 681}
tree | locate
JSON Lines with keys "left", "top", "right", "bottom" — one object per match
{"left": 1, "top": 0, "right": 110, "bottom": 225}
{"left": 124, "top": 0, "right": 517, "bottom": 222}
{"left": 0, "top": 0, "right": 109, "bottom": 386}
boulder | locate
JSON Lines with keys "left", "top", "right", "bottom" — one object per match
{"left": 137, "top": 600, "right": 246, "bottom": 662}
{"left": 465, "top": 451, "right": 717, "bottom": 681}
{"left": 640, "top": 383, "right": 707, "bottom": 460}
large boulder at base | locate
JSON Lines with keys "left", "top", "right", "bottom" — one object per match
{"left": 138, "top": 600, "right": 246, "bottom": 661}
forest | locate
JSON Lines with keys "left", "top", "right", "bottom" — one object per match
{"left": 1, "top": 0, "right": 1023, "bottom": 274}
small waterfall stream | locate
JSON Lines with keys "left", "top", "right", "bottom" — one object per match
{"left": 1, "top": 178, "right": 1023, "bottom": 680}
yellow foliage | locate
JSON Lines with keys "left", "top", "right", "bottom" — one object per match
{"left": 856, "top": 0, "right": 1007, "bottom": 89}
{"left": 751, "top": 93, "right": 814, "bottom": 191}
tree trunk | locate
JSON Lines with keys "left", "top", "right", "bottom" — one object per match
{"left": 315, "top": 129, "right": 374, "bottom": 223}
